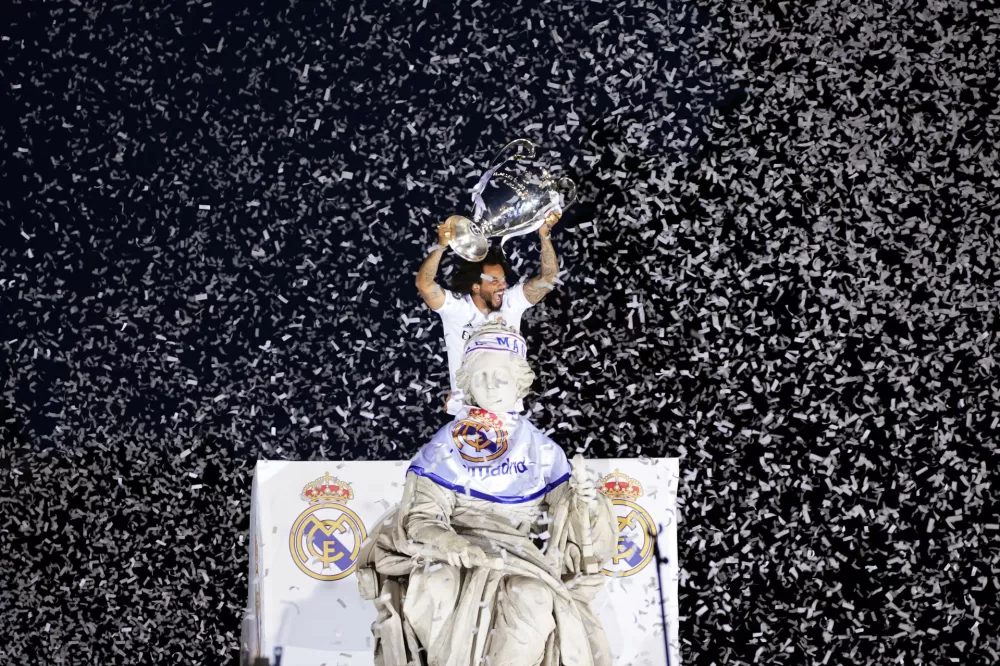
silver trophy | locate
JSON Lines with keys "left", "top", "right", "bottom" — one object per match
{"left": 447, "top": 139, "right": 577, "bottom": 262}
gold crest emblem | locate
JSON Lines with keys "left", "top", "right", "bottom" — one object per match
{"left": 288, "top": 473, "right": 367, "bottom": 581}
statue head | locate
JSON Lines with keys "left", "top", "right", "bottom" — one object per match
{"left": 455, "top": 322, "right": 535, "bottom": 413}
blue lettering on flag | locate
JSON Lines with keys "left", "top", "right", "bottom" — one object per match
{"left": 464, "top": 458, "right": 528, "bottom": 478}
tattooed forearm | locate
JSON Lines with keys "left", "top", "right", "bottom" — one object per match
{"left": 416, "top": 247, "right": 448, "bottom": 308}
{"left": 538, "top": 235, "right": 558, "bottom": 280}
{"left": 523, "top": 236, "right": 559, "bottom": 305}
{"left": 416, "top": 247, "right": 444, "bottom": 289}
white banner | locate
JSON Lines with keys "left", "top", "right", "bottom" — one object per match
{"left": 243, "top": 458, "right": 680, "bottom": 666}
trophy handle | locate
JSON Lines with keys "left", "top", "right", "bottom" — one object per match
{"left": 489, "top": 139, "right": 536, "bottom": 169}
{"left": 555, "top": 176, "right": 577, "bottom": 208}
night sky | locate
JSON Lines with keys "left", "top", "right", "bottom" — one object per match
{"left": 2, "top": 0, "right": 998, "bottom": 664}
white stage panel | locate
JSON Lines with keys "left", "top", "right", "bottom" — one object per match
{"left": 244, "top": 458, "right": 680, "bottom": 666}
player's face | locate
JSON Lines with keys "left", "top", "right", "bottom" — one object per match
{"left": 477, "top": 264, "right": 507, "bottom": 312}
{"left": 468, "top": 352, "right": 517, "bottom": 413}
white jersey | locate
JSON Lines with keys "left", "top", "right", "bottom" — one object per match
{"left": 432, "top": 283, "right": 533, "bottom": 415}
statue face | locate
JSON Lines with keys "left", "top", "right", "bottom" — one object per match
{"left": 466, "top": 351, "right": 518, "bottom": 413}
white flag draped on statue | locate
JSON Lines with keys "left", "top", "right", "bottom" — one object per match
{"left": 242, "top": 458, "right": 680, "bottom": 666}
{"left": 408, "top": 406, "right": 572, "bottom": 502}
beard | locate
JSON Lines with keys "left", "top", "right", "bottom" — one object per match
{"left": 484, "top": 289, "right": 504, "bottom": 312}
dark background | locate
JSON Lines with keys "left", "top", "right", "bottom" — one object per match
{"left": 2, "top": 0, "right": 997, "bottom": 663}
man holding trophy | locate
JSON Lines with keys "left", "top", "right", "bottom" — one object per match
{"left": 415, "top": 140, "right": 577, "bottom": 415}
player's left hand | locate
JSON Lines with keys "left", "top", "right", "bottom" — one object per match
{"left": 539, "top": 210, "right": 561, "bottom": 239}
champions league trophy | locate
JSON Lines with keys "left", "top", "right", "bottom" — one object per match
{"left": 447, "top": 139, "right": 578, "bottom": 262}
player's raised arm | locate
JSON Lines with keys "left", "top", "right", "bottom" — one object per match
{"left": 415, "top": 219, "right": 454, "bottom": 310}
{"left": 522, "top": 210, "right": 561, "bottom": 305}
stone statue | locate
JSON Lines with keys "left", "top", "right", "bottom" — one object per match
{"left": 356, "top": 322, "right": 618, "bottom": 666}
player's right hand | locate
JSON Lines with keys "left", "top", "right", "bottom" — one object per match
{"left": 437, "top": 219, "right": 455, "bottom": 247}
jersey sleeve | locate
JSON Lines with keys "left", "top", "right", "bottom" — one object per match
{"left": 432, "top": 288, "right": 465, "bottom": 318}
{"left": 504, "top": 281, "right": 533, "bottom": 314}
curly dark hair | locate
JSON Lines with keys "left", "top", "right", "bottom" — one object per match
{"left": 448, "top": 244, "right": 516, "bottom": 296}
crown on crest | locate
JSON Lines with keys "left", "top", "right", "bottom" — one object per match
{"left": 468, "top": 407, "right": 506, "bottom": 430}
{"left": 301, "top": 472, "right": 354, "bottom": 505}
{"left": 599, "top": 469, "right": 643, "bottom": 501}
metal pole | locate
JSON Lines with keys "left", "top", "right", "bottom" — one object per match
{"left": 652, "top": 523, "right": 672, "bottom": 666}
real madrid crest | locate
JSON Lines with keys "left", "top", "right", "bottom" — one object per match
{"left": 289, "top": 473, "right": 367, "bottom": 581}
{"left": 451, "top": 408, "right": 510, "bottom": 464}
{"left": 599, "top": 469, "right": 656, "bottom": 577}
